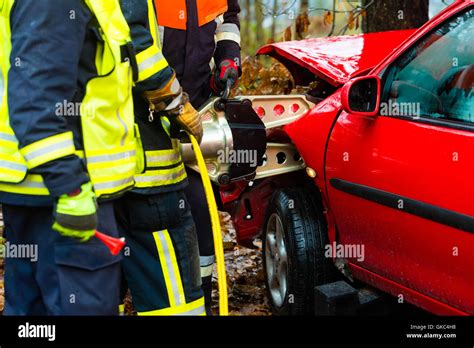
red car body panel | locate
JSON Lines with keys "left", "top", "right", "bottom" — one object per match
{"left": 284, "top": 91, "right": 344, "bottom": 247}
{"left": 281, "top": 0, "right": 474, "bottom": 315}
{"left": 349, "top": 264, "right": 468, "bottom": 315}
{"left": 257, "top": 30, "right": 416, "bottom": 86}
{"left": 326, "top": 113, "right": 474, "bottom": 315}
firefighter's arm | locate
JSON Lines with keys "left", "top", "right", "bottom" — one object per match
{"left": 9, "top": 0, "right": 90, "bottom": 197}
{"left": 211, "top": 0, "right": 242, "bottom": 94}
{"left": 121, "top": 0, "right": 202, "bottom": 142}
{"left": 9, "top": 0, "right": 96, "bottom": 241}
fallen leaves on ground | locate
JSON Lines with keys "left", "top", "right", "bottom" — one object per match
{"left": 211, "top": 212, "right": 271, "bottom": 316}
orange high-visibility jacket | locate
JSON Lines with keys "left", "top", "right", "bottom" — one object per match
{"left": 154, "top": 0, "right": 228, "bottom": 29}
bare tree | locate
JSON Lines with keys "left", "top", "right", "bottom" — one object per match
{"left": 244, "top": 0, "right": 252, "bottom": 47}
{"left": 271, "top": 0, "right": 278, "bottom": 39}
{"left": 255, "top": 0, "right": 264, "bottom": 44}
{"left": 362, "top": 0, "right": 429, "bottom": 33}
{"left": 300, "top": 0, "right": 309, "bottom": 14}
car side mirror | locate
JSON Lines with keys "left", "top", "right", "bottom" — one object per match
{"left": 341, "top": 75, "right": 381, "bottom": 116}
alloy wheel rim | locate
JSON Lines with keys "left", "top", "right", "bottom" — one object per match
{"left": 265, "top": 213, "right": 288, "bottom": 308}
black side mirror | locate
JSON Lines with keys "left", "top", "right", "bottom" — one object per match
{"left": 341, "top": 75, "right": 381, "bottom": 116}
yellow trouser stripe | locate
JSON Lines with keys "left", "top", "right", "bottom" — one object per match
{"left": 20, "top": 132, "right": 75, "bottom": 169}
{"left": 153, "top": 230, "right": 186, "bottom": 307}
{"left": 138, "top": 297, "right": 206, "bottom": 316}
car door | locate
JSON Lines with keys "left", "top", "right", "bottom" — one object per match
{"left": 325, "top": 6, "right": 474, "bottom": 314}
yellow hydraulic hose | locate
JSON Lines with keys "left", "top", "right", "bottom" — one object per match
{"left": 189, "top": 134, "right": 228, "bottom": 316}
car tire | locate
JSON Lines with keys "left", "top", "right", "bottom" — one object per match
{"left": 263, "top": 187, "right": 338, "bottom": 315}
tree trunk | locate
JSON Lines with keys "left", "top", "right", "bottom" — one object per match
{"left": 300, "top": 0, "right": 309, "bottom": 14}
{"left": 271, "top": 0, "right": 278, "bottom": 39}
{"left": 362, "top": 0, "right": 429, "bottom": 33}
{"left": 255, "top": 0, "right": 264, "bottom": 44}
{"left": 243, "top": 0, "right": 251, "bottom": 48}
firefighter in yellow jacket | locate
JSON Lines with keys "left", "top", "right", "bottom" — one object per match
{"left": 0, "top": 0, "right": 140, "bottom": 315}
{"left": 115, "top": 0, "right": 205, "bottom": 315}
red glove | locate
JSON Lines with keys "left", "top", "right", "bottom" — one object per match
{"left": 211, "top": 59, "right": 239, "bottom": 95}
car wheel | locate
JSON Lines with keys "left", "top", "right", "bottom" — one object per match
{"left": 263, "top": 187, "right": 337, "bottom": 315}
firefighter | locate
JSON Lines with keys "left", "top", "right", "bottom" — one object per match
{"left": 114, "top": 0, "right": 205, "bottom": 316}
{"left": 0, "top": 0, "right": 140, "bottom": 314}
{"left": 154, "top": 0, "right": 241, "bottom": 313}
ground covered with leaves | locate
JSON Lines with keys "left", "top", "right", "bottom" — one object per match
{"left": 211, "top": 213, "right": 271, "bottom": 316}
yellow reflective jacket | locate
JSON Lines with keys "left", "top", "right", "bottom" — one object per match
{"left": 0, "top": 0, "right": 144, "bottom": 199}
{"left": 126, "top": 0, "right": 187, "bottom": 191}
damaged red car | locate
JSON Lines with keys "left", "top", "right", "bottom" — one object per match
{"left": 183, "top": 0, "right": 473, "bottom": 316}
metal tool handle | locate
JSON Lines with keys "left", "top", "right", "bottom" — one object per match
{"left": 221, "top": 79, "right": 233, "bottom": 101}
{"left": 214, "top": 79, "right": 234, "bottom": 112}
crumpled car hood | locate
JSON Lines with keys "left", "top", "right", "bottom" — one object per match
{"left": 257, "top": 29, "right": 416, "bottom": 86}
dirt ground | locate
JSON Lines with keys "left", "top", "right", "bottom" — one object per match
{"left": 211, "top": 213, "right": 271, "bottom": 316}
{"left": 0, "top": 210, "right": 271, "bottom": 316}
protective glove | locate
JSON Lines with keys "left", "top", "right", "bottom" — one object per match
{"left": 167, "top": 92, "right": 203, "bottom": 144}
{"left": 144, "top": 73, "right": 182, "bottom": 114}
{"left": 211, "top": 59, "right": 239, "bottom": 95}
{"left": 144, "top": 73, "right": 203, "bottom": 143}
{"left": 52, "top": 182, "right": 98, "bottom": 242}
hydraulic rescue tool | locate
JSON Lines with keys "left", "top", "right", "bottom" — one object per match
{"left": 181, "top": 89, "right": 314, "bottom": 185}
{"left": 181, "top": 83, "right": 314, "bottom": 315}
